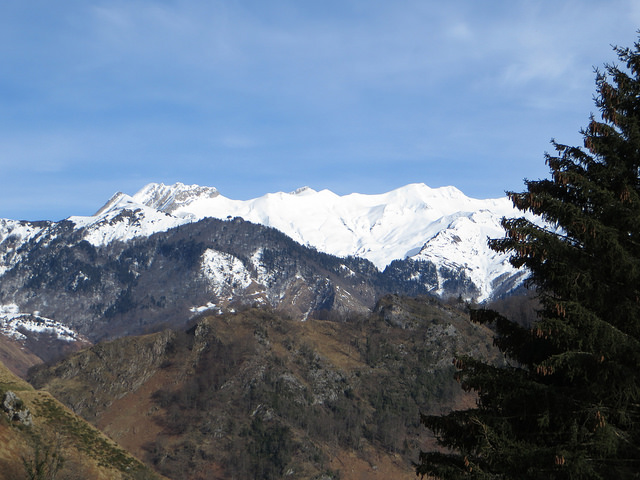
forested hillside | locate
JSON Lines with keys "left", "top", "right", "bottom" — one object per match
{"left": 417, "top": 37, "right": 640, "bottom": 480}
{"left": 29, "top": 295, "right": 501, "bottom": 480}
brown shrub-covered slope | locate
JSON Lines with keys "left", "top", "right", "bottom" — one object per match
{"left": 0, "top": 357, "right": 165, "bottom": 480}
{"left": 30, "top": 295, "right": 500, "bottom": 479}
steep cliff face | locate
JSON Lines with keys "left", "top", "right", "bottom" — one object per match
{"left": 30, "top": 297, "right": 501, "bottom": 480}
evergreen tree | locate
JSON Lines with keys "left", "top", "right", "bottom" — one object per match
{"left": 416, "top": 39, "right": 640, "bottom": 479}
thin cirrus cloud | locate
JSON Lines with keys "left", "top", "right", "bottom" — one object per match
{"left": 1, "top": 0, "right": 639, "bottom": 221}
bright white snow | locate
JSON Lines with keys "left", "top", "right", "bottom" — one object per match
{"left": 130, "top": 182, "right": 522, "bottom": 270}
{"left": 200, "top": 249, "right": 253, "bottom": 296}
{"left": 126, "top": 182, "right": 533, "bottom": 300}
{"left": 0, "top": 304, "right": 83, "bottom": 342}
{"left": 69, "top": 192, "right": 188, "bottom": 247}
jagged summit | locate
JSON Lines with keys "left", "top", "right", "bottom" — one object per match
{"left": 132, "top": 182, "right": 220, "bottom": 214}
{"left": 93, "top": 191, "right": 129, "bottom": 216}
{"left": 290, "top": 186, "right": 315, "bottom": 195}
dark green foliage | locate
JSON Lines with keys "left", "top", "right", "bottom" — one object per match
{"left": 103, "top": 287, "right": 135, "bottom": 318}
{"left": 241, "top": 417, "right": 294, "bottom": 480}
{"left": 156, "top": 239, "right": 206, "bottom": 269}
{"left": 381, "top": 258, "right": 479, "bottom": 299}
{"left": 23, "top": 240, "right": 103, "bottom": 292}
{"left": 382, "top": 259, "right": 439, "bottom": 296}
{"left": 417, "top": 39, "right": 640, "bottom": 479}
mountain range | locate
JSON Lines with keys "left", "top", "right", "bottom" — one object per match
{"left": 0, "top": 182, "right": 535, "bottom": 478}
{"left": 73, "top": 182, "right": 529, "bottom": 301}
{"left": 0, "top": 182, "right": 532, "bottom": 362}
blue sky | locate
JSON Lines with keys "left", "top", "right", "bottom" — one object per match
{"left": 2, "top": 1, "right": 640, "bottom": 220}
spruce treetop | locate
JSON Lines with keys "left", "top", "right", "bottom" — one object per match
{"left": 416, "top": 37, "right": 640, "bottom": 480}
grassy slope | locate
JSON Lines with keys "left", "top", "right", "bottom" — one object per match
{"left": 0, "top": 335, "right": 43, "bottom": 379}
{"left": 0, "top": 359, "right": 165, "bottom": 480}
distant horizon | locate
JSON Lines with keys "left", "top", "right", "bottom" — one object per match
{"left": 3, "top": 1, "right": 639, "bottom": 221}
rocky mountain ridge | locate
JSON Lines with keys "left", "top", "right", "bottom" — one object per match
{"left": 0, "top": 182, "right": 532, "bottom": 356}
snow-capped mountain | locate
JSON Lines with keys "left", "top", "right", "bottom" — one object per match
{"left": 69, "top": 192, "right": 185, "bottom": 247}
{"left": 128, "top": 182, "right": 516, "bottom": 270}
{"left": 0, "top": 182, "right": 534, "bottom": 347}
{"left": 66, "top": 182, "right": 531, "bottom": 301}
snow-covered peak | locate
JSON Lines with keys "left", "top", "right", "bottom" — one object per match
{"left": 290, "top": 186, "right": 316, "bottom": 195}
{"left": 80, "top": 181, "right": 523, "bottom": 268}
{"left": 120, "top": 181, "right": 528, "bottom": 301}
{"left": 149, "top": 182, "right": 514, "bottom": 264}
{"left": 70, "top": 191, "right": 188, "bottom": 247}
{"left": 93, "top": 192, "right": 131, "bottom": 216}
{"left": 132, "top": 182, "right": 220, "bottom": 214}
{"left": 48, "top": 180, "right": 532, "bottom": 301}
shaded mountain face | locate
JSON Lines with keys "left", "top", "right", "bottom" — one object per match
{"left": 0, "top": 212, "right": 499, "bottom": 345}
{"left": 29, "top": 296, "right": 501, "bottom": 480}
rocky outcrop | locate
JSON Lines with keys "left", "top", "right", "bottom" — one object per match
{"left": 2, "top": 390, "right": 32, "bottom": 426}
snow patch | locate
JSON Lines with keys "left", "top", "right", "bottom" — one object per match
{"left": 201, "top": 249, "right": 253, "bottom": 296}
{"left": 190, "top": 302, "right": 221, "bottom": 315}
{"left": 249, "top": 248, "right": 277, "bottom": 287}
{"left": 0, "top": 219, "right": 48, "bottom": 276}
{"left": 0, "top": 304, "right": 83, "bottom": 342}
{"left": 339, "top": 264, "right": 356, "bottom": 277}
